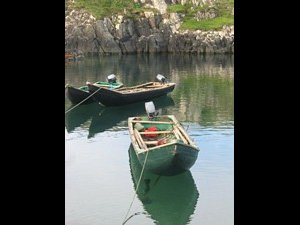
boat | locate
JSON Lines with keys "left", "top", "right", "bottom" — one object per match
{"left": 65, "top": 74, "right": 123, "bottom": 105}
{"left": 127, "top": 144, "right": 199, "bottom": 224}
{"left": 88, "top": 96, "right": 175, "bottom": 138}
{"left": 87, "top": 74, "right": 175, "bottom": 106}
{"left": 127, "top": 102, "right": 199, "bottom": 176}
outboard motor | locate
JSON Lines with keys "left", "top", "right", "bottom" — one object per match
{"left": 107, "top": 74, "right": 117, "bottom": 83}
{"left": 145, "top": 101, "right": 158, "bottom": 119}
{"left": 156, "top": 74, "right": 166, "bottom": 84}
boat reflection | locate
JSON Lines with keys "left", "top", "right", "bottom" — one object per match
{"left": 128, "top": 145, "right": 199, "bottom": 225}
{"left": 65, "top": 96, "right": 175, "bottom": 138}
{"left": 88, "top": 96, "right": 175, "bottom": 138}
{"left": 65, "top": 102, "right": 102, "bottom": 133}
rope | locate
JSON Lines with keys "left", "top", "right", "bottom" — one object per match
{"left": 65, "top": 87, "right": 101, "bottom": 114}
{"left": 122, "top": 150, "right": 150, "bottom": 225}
{"left": 122, "top": 212, "right": 147, "bottom": 225}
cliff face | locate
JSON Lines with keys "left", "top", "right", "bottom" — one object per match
{"left": 65, "top": 0, "right": 234, "bottom": 54}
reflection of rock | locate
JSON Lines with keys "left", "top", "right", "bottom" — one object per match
{"left": 128, "top": 145, "right": 199, "bottom": 224}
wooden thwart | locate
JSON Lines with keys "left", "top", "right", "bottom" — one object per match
{"left": 132, "top": 120, "right": 174, "bottom": 124}
{"left": 139, "top": 130, "right": 173, "bottom": 134}
{"left": 144, "top": 140, "right": 159, "bottom": 145}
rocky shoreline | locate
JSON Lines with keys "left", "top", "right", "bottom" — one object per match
{"left": 65, "top": 0, "right": 234, "bottom": 55}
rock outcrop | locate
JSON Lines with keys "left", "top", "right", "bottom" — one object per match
{"left": 65, "top": 0, "right": 234, "bottom": 54}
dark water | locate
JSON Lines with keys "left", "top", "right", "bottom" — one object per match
{"left": 65, "top": 54, "right": 234, "bottom": 225}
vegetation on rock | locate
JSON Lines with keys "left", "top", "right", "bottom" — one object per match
{"left": 69, "top": 0, "right": 233, "bottom": 30}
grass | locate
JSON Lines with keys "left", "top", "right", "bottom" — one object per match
{"left": 181, "top": 16, "right": 233, "bottom": 30}
{"left": 70, "top": 0, "right": 234, "bottom": 30}
{"left": 73, "top": 0, "right": 137, "bottom": 19}
{"left": 168, "top": 0, "right": 234, "bottom": 31}
{"left": 167, "top": 4, "right": 187, "bottom": 13}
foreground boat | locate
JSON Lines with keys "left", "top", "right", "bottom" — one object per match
{"left": 65, "top": 75, "right": 123, "bottom": 105}
{"left": 88, "top": 96, "right": 175, "bottom": 138}
{"left": 128, "top": 145, "right": 199, "bottom": 224}
{"left": 128, "top": 103, "right": 199, "bottom": 175}
{"left": 87, "top": 75, "right": 175, "bottom": 106}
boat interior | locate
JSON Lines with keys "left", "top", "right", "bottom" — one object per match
{"left": 131, "top": 117, "right": 191, "bottom": 151}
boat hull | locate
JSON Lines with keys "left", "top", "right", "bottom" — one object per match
{"left": 129, "top": 145, "right": 199, "bottom": 224}
{"left": 66, "top": 82, "right": 123, "bottom": 105}
{"left": 135, "top": 142, "right": 199, "bottom": 176}
{"left": 65, "top": 86, "right": 95, "bottom": 105}
{"left": 87, "top": 83, "right": 175, "bottom": 106}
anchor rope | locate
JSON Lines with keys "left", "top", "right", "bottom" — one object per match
{"left": 122, "top": 149, "right": 150, "bottom": 225}
{"left": 65, "top": 86, "right": 101, "bottom": 114}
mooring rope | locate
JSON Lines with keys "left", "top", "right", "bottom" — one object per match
{"left": 65, "top": 86, "right": 101, "bottom": 114}
{"left": 122, "top": 150, "right": 150, "bottom": 225}
{"left": 122, "top": 212, "right": 147, "bottom": 225}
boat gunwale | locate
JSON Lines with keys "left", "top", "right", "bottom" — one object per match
{"left": 128, "top": 116, "right": 199, "bottom": 154}
{"left": 99, "top": 82, "right": 176, "bottom": 95}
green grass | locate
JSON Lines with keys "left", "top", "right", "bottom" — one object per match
{"left": 167, "top": 4, "right": 187, "bottom": 13}
{"left": 181, "top": 16, "right": 233, "bottom": 30}
{"left": 73, "top": 0, "right": 136, "bottom": 19}
{"left": 177, "top": 0, "right": 234, "bottom": 30}
{"left": 71, "top": 0, "right": 234, "bottom": 30}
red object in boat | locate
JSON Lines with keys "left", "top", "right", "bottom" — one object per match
{"left": 144, "top": 127, "right": 158, "bottom": 138}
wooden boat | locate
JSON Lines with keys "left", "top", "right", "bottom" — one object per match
{"left": 65, "top": 80, "right": 123, "bottom": 105}
{"left": 87, "top": 81, "right": 175, "bottom": 106}
{"left": 128, "top": 113, "right": 199, "bottom": 176}
{"left": 88, "top": 96, "right": 175, "bottom": 138}
{"left": 128, "top": 145, "right": 199, "bottom": 224}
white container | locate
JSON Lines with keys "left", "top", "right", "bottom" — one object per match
{"left": 107, "top": 74, "right": 116, "bottom": 83}
{"left": 156, "top": 74, "right": 166, "bottom": 83}
{"left": 145, "top": 101, "right": 156, "bottom": 118}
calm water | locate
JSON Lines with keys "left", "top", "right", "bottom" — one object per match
{"left": 65, "top": 54, "right": 234, "bottom": 225}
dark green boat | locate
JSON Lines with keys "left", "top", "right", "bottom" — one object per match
{"left": 128, "top": 115, "right": 199, "bottom": 176}
{"left": 128, "top": 145, "right": 199, "bottom": 224}
{"left": 65, "top": 78, "right": 123, "bottom": 105}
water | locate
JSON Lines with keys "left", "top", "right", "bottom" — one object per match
{"left": 65, "top": 54, "right": 234, "bottom": 225}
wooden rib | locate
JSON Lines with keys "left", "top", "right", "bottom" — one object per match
{"left": 132, "top": 120, "right": 174, "bottom": 124}
{"left": 134, "top": 129, "right": 148, "bottom": 150}
{"left": 134, "top": 130, "right": 143, "bottom": 148}
{"left": 172, "top": 129, "right": 181, "bottom": 140}
{"left": 176, "top": 125, "right": 194, "bottom": 144}
{"left": 173, "top": 126, "right": 188, "bottom": 144}
{"left": 139, "top": 130, "right": 173, "bottom": 134}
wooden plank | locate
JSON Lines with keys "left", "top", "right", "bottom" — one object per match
{"left": 134, "top": 130, "right": 143, "bottom": 148}
{"left": 134, "top": 129, "right": 145, "bottom": 149}
{"left": 144, "top": 141, "right": 158, "bottom": 145}
{"left": 139, "top": 130, "right": 173, "bottom": 134}
{"left": 176, "top": 125, "right": 193, "bottom": 144}
{"left": 117, "top": 82, "right": 154, "bottom": 91}
{"left": 134, "top": 129, "right": 148, "bottom": 150}
{"left": 173, "top": 129, "right": 180, "bottom": 140}
{"left": 173, "top": 126, "right": 188, "bottom": 144}
{"left": 147, "top": 141, "right": 177, "bottom": 151}
{"left": 132, "top": 120, "right": 174, "bottom": 124}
